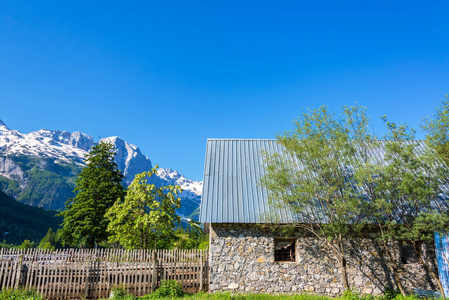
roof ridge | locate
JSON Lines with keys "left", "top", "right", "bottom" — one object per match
{"left": 206, "top": 138, "right": 427, "bottom": 142}
{"left": 207, "top": 138, "right": 277, "bottom": 141}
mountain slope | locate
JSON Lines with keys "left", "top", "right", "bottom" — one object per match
{"left": 0, "top": 120, "right": 202, "bottom": 218}
{"left": 0, "top": 189, "right": 62, "bottom": 244}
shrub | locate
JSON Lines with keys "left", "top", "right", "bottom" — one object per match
{"left": 110, "top": 287, "right": 137, "bottom": 300}
{"left": 144, "top": 280, "right": 184, "bottom": 298}
{"left": 382, "top": 289, "right": 401, "bottom": 300}
{"left": 341, "top": 288, "right": 375, "bottom": 300}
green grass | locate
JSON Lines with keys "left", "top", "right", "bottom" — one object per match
{"left": 106, "top": 290, "right": 423, "bottom": 300}
{"left": 105, "top": 292, "right": 332, "bottom": 300}
{"left": 176, "top": 292, "right": 333, "bottom": 300}
{"left": 0, "top": 289, "right": 44, "bottom": 300}
{"left": 1, "top": 287, "right": 424, "bottom": 300}
{"left": 142, "top": 293, "right": 422, "bottom": 300}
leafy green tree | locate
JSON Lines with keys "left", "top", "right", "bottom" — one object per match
{"left": 261, "top": 105, "right": 370, "bottom": 291}
{"left": 106, "top": 166, "right": 181, "bottom": 249}
{"left": 355, "top": 117, "right": 449, "bottom": 297}
{"left": 174, "top": 221, "right": 207, "bottom": 249}
{"left": 38, "top": 228, "right": 62, "bottom": 250}
{"left": 58, "top": 141, "right": 125, "bottom": 248}
{"left": 422, "top": 94, "right": 449, "bottom": 165}
{"left": 20, "top": 239, "right": 35, "bottom": 249}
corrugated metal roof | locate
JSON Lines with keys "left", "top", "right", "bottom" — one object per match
{"left": 199, "top": 139, "right": 442, "bottom": 224}
{"left": 200, "top": 139, "right": 297, "bottom": 224}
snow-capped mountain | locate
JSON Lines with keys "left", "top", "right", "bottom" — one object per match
{"left": 157, "top": 168, "right": 203, "bottom": 219}
{"left": 0, "top": 120, "right": 202, "bottom": 218}
{"left": 0, "top": 124, "right": 90, "bottom": 164}
{"left": 100, "top": 136, "right": 153, "bottom": 186}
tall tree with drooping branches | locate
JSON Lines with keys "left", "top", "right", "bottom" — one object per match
{"left": 261, "top": 105, "right": 371, "bottom": 291}
{"left": 355, "top": 116, "right": 449, "bottom": 297}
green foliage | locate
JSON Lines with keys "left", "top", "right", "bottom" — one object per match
{"left": 0, "top": 175, "right": 21, "bottom": 196}
{"left": 0, "top": 240, "right": 15, "bottom": 249}
{"left": 342, "top": 288, "right": 374, "bottom": 300}
{"left": 19, "top": 239, "right": 36, "bottom": 249}
{"left": 260, "top": 105, "right": 371, "bottom": 290}
{"left": 261, "top": 103, "right": 449, "bottom": 295}
{"left": 422, "top": 94, "right": 449, "bottom": 165}
{"left": 0, "top": 189, "right": 62, "bottom": 245}
{"left": 106, "top": 166, "right": 181, "bottom": 249}
{"left": 382, "top": 289, "right": 401, "bottom": 300}
{"left": 197, "top": 237, "right": 209, "bottom": 250}
{"left": 58, "top": 141, "right": 126, "bottom": 248}
{"left": 145, "top": 280, "right": 184, "bottom": 298}
{"left": 261, "top": 105, "right": 371, "bottom": 228}
{"left": 38, "top": 228, "right": 62, "bottom": 250}
{"left": 357, "top": 116, "right": 449, "bottom": 244}
{"left": 0, "top": 288, "right": 44, "bottom": 300}
{"left": 355, "top": 116, "right": 449, "bottom": 296}
{"left": 110, "top": 287, "right": 137, "bottom": 300}
{"left": 173, "top": 224, "right": 208, "bottom": 250}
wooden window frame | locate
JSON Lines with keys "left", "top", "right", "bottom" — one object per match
{"left": 274, "top": 238, "right": 296, "bottom": 262}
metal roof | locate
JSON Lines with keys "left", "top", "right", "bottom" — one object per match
{"left": 199, "top": 139, "right": 295, "bottom": 224}
{"left": 199, "top": 139, "right": 443, "bottom": 224}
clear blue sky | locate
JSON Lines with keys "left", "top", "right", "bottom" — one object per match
{"left": 1, "top": 1, "right": 448, "bottom": 181}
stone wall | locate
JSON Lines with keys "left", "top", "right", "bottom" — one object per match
{"left": 209, "top": 223, "right": 439, "bottom": 296}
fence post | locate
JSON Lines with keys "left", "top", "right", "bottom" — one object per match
{"left": 199, "top": 252, "right": 203, "bottom": 292}
{"left": 14, "top": 253, "right": 24, "bottom": 290}
{"left": 151, "top": 252, "right": 157, "bottom": 292}
{"left": 84, "top": 259, "right": 91, "bottom": 299}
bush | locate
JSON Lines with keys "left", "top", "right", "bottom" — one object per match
{"left": 0, "top": 289, "right": 44, "bottom": 300}
{"left": 382, "top": 289, "right": 401, "bottom": 300}
{"left": 109, "top": 287, "right": 137, "bottom": 300}
{"left": 144, "top": 280, "right": 184, "bottom": 298}
{"left": 341, "top": 288, "right": 383, "bottom": 300}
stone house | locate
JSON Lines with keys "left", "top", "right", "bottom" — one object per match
{"left": 199, "top": 139, "right": 439, "bottom": 295}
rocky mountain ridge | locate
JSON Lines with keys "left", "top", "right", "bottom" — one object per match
{"left": 0, "top": 120, "right": 202, "bottom": 219}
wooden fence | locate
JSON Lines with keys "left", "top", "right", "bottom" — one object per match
{"left": 0, "top": 248, "right": 209, "bottom": 299}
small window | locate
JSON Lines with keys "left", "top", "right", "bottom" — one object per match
{"left": 401, "top": 243, "right": 419, "bottom": 264}
{"left": 274, "top": 238, "right": 296, "bottom": 262}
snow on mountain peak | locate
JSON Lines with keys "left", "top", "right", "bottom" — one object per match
{"left": 69, "top": 132, "right": 94, "bottom": 151}
{"left": 0, "top": 120, "right": 7, "bottom": 128}
{"left": 0, "top": 125, "right": 87, "bottom": 165}
{"left": 155, "top": 167, "right": 202, "bottom": 219}
{"left": 99, "top": 136, "right": 152, "bottom": 185}
{"left": 157, "top": 167, "right": 202, "bottom": 196}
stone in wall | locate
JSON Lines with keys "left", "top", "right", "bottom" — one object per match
{"left": 208, "top": 223, "right": 439, "bottom": 296}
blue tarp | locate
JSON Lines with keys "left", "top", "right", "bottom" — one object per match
{"left": 435, "top": 232, "right": 449, "bottom": 297}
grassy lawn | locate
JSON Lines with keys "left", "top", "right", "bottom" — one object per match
{"left": 0, "top": 287, "right": 423, "bottom": 300}
{"left": 136, "top": 292, "right": 421, "bottom": 300}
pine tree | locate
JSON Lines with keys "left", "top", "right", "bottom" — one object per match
{"left": 58, "top": 141, "right": 125, "bottom": 248}
{"left": 38, "top": 228, "right": 58, "bottom": 250}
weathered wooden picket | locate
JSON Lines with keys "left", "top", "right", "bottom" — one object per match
{"left": 0, "top": 248, "right": 209, "bottom": 299}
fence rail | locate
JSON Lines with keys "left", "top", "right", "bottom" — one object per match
{"left": 0, "top": 248, "right": 209, "bottom": 299}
